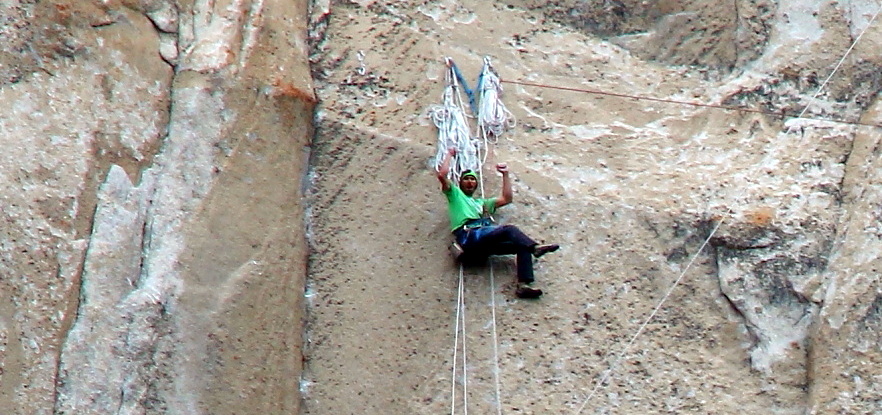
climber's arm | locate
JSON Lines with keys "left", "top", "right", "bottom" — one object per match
{"left": 437, "top": 148, "right": 456, "bottom": 191}
{"left": 492, "top": 163, "right": 512, "bottom": 209}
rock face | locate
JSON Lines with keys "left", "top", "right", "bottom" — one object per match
{"left": 303, "top": 1, "right": 882, "bottom": 414}
{"left": 3, "top": 0, "right": 882, "bottom": 414}
{"left": 506, "top": 0, "right": 777, "bottom": 69}
{"left": 0, "top": 1, "right": 312, "bottom": 414}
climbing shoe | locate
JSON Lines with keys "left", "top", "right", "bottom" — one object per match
{"left": 515, "top": 284, "right": 543, "bottom": 299}
{"left": 533, "top": 244, "right": 560, "bottom": 258}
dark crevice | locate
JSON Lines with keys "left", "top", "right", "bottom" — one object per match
{"left": 136, "top": 194, "right": 154, "bottom": 289}
{"left": 837, "top": 124, "right": 863, "bottom": 206}
{"left": 89, "top": 19, "right": 116, "bottom": 28}
{"left": 134, "top": 44, "right": 178, "bottom": 290}
{"left": 710, "top": 245, "right": 762, "bottom": 356}
{"left": 115, "top": 385, "right": 125, "bottom": 415}
{"left": 302, "top": 0, "right": 328, "bottom": 395}
{"left": 710, "top": 238, "right": 776, "bottom": 250}
{"left": 708, "top": 224, "right": 781, "bottom": 251}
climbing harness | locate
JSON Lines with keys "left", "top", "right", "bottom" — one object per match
{"left": 434, "top": 57, "right": 514, "bottom": 415}
{"left": 433, "top": 12, "right": 880, "bottom": 410}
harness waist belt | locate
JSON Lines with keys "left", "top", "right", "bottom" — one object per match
{"left": 459, "top": 218, "right": 494, "bottom": 231}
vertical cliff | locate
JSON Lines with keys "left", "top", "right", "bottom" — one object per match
{"left": 304, "top": 1, "right": 882, "bottom": 414}
{"left": 0, "top": 1, "right": 312, "bottom": 414}
{"left": 2, "top": 0, "right": 881, "bottom": 414}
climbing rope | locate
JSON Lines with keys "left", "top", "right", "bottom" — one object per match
{"left": 450, "top": 264, "right": 469, "bottom": 415}
{"left": 476, "top": 62, "right": 507, "bottom": 414}
{"left": 439, "top": 57, "right": 480, "bottom": 415}
{"left": 435, "top": 5, "right": 880, "bottom": 414}
{"left": 789, "top": 2, "right": 882, "bottom": 131}
{"left": 435, "top": 56, "right": 513, "bottom": 415}
{"left": 501, "top": 76, "right": 882, "bottom": 129}
{"left": 573, "top": 219, "right": 724, "bottom": 414}
{"left": 477, "top": 57, "right": 516, "bottom": 141}
{"left": 488, "top": 259, "right": 504, "bottom": 415}
{"left": 431, "top": 58, "right": 482, "bottom": 182}
{"left": 475, "top": 58, "right": 508, "bottom": 415}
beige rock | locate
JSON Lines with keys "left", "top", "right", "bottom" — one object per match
{"left": 3, "top": 0, "right": 882, "bottom": 414}
{"left": 303, "top": 1, "right": 882, "bottom": 414}
{"left": 1, "top": 1, "right": 311, "bottom": 414}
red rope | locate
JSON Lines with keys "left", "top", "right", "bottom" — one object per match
{"left": 502, "top": 79, "right": 882, "bottom": 129}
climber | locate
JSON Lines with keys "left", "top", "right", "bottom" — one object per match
{"left": 437, "top": 147, "right": 559, "bottom": 299}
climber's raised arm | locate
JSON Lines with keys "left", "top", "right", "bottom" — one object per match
{"left": 437, "top": 147, "right": 456, "bottom": 191}
{"left": 492, "top": 163, "right": 512, "bottom": 209}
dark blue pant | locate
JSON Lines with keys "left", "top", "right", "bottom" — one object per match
{"left": 454, "top": 224, "right": 538, "bottom": 283}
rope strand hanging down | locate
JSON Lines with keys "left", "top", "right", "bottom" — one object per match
{"left": 436, "top": 57, "right": 480, "bottom": 415}
{"left": 476, "top": 57, "right": 507, "bottom": 415}
{"left": 433, "top": 56, "right": 510, "bottom": 415}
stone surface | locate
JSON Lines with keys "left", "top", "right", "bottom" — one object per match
{"left": 303, "top": 1, "right": 882, "bottom": 414}
{"left": 0, "top": 1, "right": 312, "bottom": 414}
{"left": 3, "top": 0, "right": 882, "bottom": 414}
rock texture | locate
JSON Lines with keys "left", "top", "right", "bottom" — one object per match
{"left": 506, "top": 0, "right": 777, "bottom": 69}
{"left": 0, "top": 1, "right": 312, "bottom": 414}
{"left": 3, "top": 0, "right": 882, "bottom": 414}
{"left": 304, "top": 0, "right": 882, "bottom": 414}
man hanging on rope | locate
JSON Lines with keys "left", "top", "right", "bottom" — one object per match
{"left": 437, "top": 148, "right": 559, "bottom": 299}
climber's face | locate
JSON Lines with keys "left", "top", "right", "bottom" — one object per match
{"left": 459, "top": 173, "right": 478, "bottom": 196}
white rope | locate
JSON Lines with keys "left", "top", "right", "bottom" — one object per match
{"left": 488, "top": 263, "right": 503, "bottom": 415}
{"left": 460, "top": 265, "right": 469, "bottom": 415}
{"left": 431, "top": 59, "right": 481, "bottom": 182}
{"left": 477, "top": 57, "right": 516, "bottom": 141}
{"left": 450, "top": 264, "right": 469, "bottom": 415}
{"left": 573, "top": 218, "right": 724, "bottom": 415}
{"left": 440, "top": 57, "right": 476, "bottom": 415}
{"left": 450, "top": 265, "right": 463, "bottom": 414}
{"left": 439, "top": 56, "right": 510, "bottom": 415}
{"left": 789, "top": 2, "right": 882, "bottom": 131}
{"left": 477, "top": 62, "right": 505, "bottom": 414}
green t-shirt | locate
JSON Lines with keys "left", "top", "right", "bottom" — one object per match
{"left": 443, "top": 185, "right": 497, "bottom": 231}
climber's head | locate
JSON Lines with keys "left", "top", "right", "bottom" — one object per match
{"left": 459, "top": 170, "right": 478, "bottom": 196}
